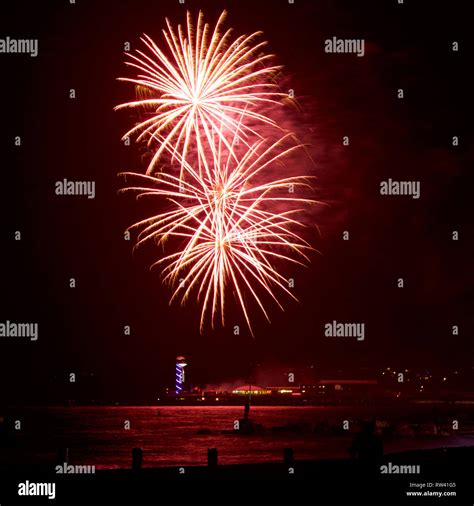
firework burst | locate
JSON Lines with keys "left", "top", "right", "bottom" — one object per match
{"left": 117, "top": 11, "right": 317, "bottom": 335}
{"left": 120, "top": 132, "right": 315, "bottom": 335}
{"left": 115, "top": 10, "right": 285, "bottom": 179}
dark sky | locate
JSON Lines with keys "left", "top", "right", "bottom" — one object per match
{"left": 1, "top": 0, "right": 473, "bottom": 403}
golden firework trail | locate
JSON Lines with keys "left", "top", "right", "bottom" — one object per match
{"left": 116, "top": 11, "right": 316, "bottom": 335}
{"left": 120, "top": 132, "right": 315, "bottom": 336}
{"left": 115, "top": 10, "right": 285, "bottom": 179}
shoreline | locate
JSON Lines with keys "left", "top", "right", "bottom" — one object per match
{"left": 2, "top": 447, "right": 473, "bottom": 504}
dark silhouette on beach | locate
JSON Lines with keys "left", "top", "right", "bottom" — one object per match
{"left": 349, "top": 420, "right": 384, "bottom": 462}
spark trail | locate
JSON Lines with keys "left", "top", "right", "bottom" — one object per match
{"left": 115, "top": 10, "right": 285, "bottom": 179}
{"left": 120, "top": 133, "right": 315, "bottom": 335}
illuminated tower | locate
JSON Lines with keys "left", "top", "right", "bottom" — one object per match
{"left": 175, "top": 356, "right": 187, "bottom": 395}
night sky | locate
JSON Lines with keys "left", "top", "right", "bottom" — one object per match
{"left": 1, "top": 0, "right": 472, "bottom": 403}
